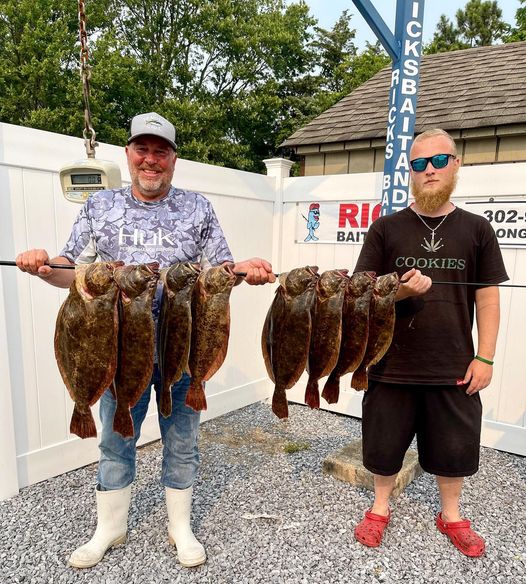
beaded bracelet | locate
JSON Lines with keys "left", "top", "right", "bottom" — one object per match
{"left": 475, "top": 355, "right": 494, "bottom": 366}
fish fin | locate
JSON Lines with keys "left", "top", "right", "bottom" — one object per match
{"left": 321, "top": 373, "right": 340, "bottom": 404}
{"left": 304, "top": 378, "right": 320, "bottom": 409}
{"left": 69, "top": 405, "right": 97, "bottom": 439}
{"left": 350, "top": 366, "right": 368, "bottom": 391}
{"left": 272, "top": 386, "right": 289, "bottom": 419}
{"left": 261, "top": 311, "right": 275, "bottom": 382}
{"left": 159, "top": 382, "right": 173, "bottom": 418}
{"left": 185, "top": 379, "right": 207, "bottom": 412}
{"left": 112, "top": 402, "right": 135, "bottom": 438}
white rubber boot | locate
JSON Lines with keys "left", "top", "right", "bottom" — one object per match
{"left": 166, "top": 486, "right": 206, "bottom": 567}
{"left": 68, "top": 485, "right": 132, "bottom": 568}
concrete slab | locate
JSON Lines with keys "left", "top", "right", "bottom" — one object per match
{"left": 323, "top": 439, "right": 423, "bottom": 498}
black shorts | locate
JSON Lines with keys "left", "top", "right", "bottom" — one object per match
{"left": 362, "top": 381, "right": 482, "bottom": 477}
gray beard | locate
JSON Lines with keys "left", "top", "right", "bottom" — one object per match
{"left": 132, "top": 174, "right": 169, "bottom": 199}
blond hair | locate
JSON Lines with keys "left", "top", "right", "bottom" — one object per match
{"left": 412, "top": 128, "right": 457, "bottom": 156}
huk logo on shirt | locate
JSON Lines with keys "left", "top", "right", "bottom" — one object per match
{"left": 118, "top": 227, "right": 175, "bottom": 248}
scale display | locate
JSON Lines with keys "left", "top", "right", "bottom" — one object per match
{"left": 59, "top": 159, "right": 122, "bottom": 203}
{"left": 70, "top": 173, "right": 103, "bottom": 185}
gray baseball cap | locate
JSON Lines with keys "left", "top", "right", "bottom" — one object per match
{"left": 127, "top": 112, "right": 177, "bottom": 150}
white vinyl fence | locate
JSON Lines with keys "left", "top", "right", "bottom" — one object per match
{"left": 1, "top": 122, "right": 525, "bottom": 501}
{"left": 0, "top": 123, "right": 278, "bottom": 500}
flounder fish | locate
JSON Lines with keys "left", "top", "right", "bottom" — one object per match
{"left": 305, "top": 269, "right": 349, "bottom": 409}
{"left": 322, "top": 271, "right": 376, "bottom": 404}
{"left": 54, "top": 261, "right": 123, "bottom": 439}
{"left": 158, "top": 262, "right": 201, "bottom": 418}
{"left": 351, "top": 272, "right": 400, "bottom": 391}
{"left": 112, "top": 262, "right": 160, "bottom": 437}
{"left": 261, "top": 266, "right": 319, "bottom": 419}
{"left": 187, "top": 264, "right": 237, "bottom": 411}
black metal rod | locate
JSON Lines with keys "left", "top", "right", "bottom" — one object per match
{"left": 432, "top": 280, "right": 524, "bottom": 289}
{"left": 399, "top": 277, "right": 523, "bottom": 289}
{"left": 235, "top": 272, "right": 281, "bottom": 278}
{"left": 0, "top": 261, "right": 273, "bottom": 276}
{"left": 0, "top": 260, "right": 76, "bottom": 269}
{"left": 2, "top": 261, "right": 523, "bottom": 288}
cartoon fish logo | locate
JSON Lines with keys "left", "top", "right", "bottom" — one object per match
{"left": 304, "top": 203, "right": 320, "bottom": 242}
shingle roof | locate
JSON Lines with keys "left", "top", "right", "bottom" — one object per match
{"left": 281, "top": 42, "right": 526, "bottom": 147}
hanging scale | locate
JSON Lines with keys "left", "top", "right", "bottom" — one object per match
{"left": 59, "top": 0, "right": 121, "bottom": 203}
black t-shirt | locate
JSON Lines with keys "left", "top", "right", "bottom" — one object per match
{"left": 354, "top": 206, "right": 508, "bottom": 384}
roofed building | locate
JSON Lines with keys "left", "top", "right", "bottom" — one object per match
{"left": 282, "top": 42, "right": 526, "bottom": 176}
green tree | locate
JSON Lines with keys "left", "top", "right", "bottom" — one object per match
{"left": 425, "top": 15, "right": 469, "bottom": 54}
{"left": 456, "top": 0, "right": 509, "bottom": 46}
{"left": 506, "top": 0, "right": 526, "bottom": 41}
{"left": 312, "top": 9, "right": 357, "bottom": 93}
{"left": 87, "top": 0, "right": 318, "bottom": 170}
{"left": 425, "top": 0, "right": 510, "bottom": 54}
{"left": 341, "top": 41, "right": 391, "bottom": 94}
{"left": 0, "top": 0, "right": 80, "bottom": 132}
{"left": 0, "top": 0, "right": 393, "bottom": 173}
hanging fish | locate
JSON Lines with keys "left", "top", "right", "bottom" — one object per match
{"left": 158, "top": 262, "right": 201, "bottom": 418}
{"left": 304, "top": 269, "right": 349, "bottom": 409}
{"left": 187, "top": 264, "right": 237, "bottom": 411}
{"left": 351, "top": 272, "right": 400, "bottom": 391}
{"left": 321, "top": 271, "right": 376, "bottom": 404}
{"left": 112, "top": 262, "right": 160, "bottom": 437}
{"left": 54, "top": 261, "right": 123, "bottom": 439}
{"left": 262, "top": 266, "right": 319, "bottom": 419}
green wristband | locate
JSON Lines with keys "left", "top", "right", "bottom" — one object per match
{"left": 475, "top": 355, "right": 494, "bottom": 366}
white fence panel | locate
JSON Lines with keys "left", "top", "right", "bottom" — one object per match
{"left": 2, "top": 120, "right": 525, "bottom": 501}
{"left": 0, "top": 123, "right": 276, "bottom": 498}
{"left": 281, "top": 164, "right": 526, "bottom": 456}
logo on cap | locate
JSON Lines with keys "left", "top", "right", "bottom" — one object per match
{"left": 145, "top": 117, "right": 163, "bottom": 128}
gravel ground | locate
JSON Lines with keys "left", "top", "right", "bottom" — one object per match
{"left": 1, "top": 400, "right": 525, "bottom": 584}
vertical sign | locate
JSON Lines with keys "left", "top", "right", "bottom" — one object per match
{"left": 352, "top": 0, "right": 425, "bottom": 216}
{"left": 382, "top": 0, "right": 424, "bottom": 215}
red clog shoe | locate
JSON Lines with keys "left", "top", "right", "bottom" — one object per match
{"left": 354, "top": 509, "right": 391, "bottom": 548}
{"left": 436, "top": 512, "right": 486, "bottom": 557}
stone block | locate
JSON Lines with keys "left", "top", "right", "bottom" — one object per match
{"left": 323, "top": 439, "right": 423, "bottom": 498}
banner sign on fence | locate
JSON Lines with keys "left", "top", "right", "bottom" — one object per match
{"left": 295, "top": 201, "right": 382, "bottom": 244}
{"left": 296, "top": 198, "right": 526, "bottom": 247}
{"left": 458, "top": 198, "right": 526, "bottom": 248}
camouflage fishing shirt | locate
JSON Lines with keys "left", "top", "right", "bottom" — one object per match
{"left": 60, "top": 185, "right": 234, "bottom": 321}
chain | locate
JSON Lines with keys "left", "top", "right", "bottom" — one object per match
{"left": 411, "top": 208, "right": 449, "bottom": 234}
{"left": 410, "top": 206, "right": 454, "bottom": 252}
{"left": 79, "top": 0, "right": 97, "bottom": 158}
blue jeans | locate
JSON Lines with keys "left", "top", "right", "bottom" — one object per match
{"left": 97, "top": 366, "right": 200, "bottom": 490}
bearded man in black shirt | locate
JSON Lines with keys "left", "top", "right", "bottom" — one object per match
{"left": 353, "top": 128, "right": 508, "bottom": 557}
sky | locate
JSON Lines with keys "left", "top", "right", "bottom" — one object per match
{"left": 296, "top": 0, "right": 522, "bottom": 49}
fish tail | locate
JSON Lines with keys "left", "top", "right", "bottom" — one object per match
{"left": 304, "top": 378, "right": 320, "bottom": 409}
{"left": 185, "top": 380, "right": 207, "bottom": 412}
{"left": 272, "top": 386, "right": 289, "bottom": 419}
{"left": 112, "top": 402, "right": 135, "bottom": 438}
{"left": 350, "top": 366, "right": 368, "bottom": 391}
{"left": 69, "top": 405, "right": 97, "bottom": 439}
{"left": 159, "top": 382, "right": 173, "bottom": 419}
{"left": 321, "top": 374, "right": 340, "bottom": 404}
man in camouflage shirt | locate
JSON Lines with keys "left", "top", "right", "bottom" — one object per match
{"left": 16, "top": 112, "right": 275, "bottom": 569}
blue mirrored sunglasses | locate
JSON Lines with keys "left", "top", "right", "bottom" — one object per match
{"left": 410, "top": 153, "right": 456, "bottom": 172}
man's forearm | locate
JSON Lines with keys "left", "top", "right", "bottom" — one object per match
{"left": 39, "top": 256, "right": 76, "bottom": 289}
{"left": 475, "top": 286, "right": 500, "bottom": 360}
